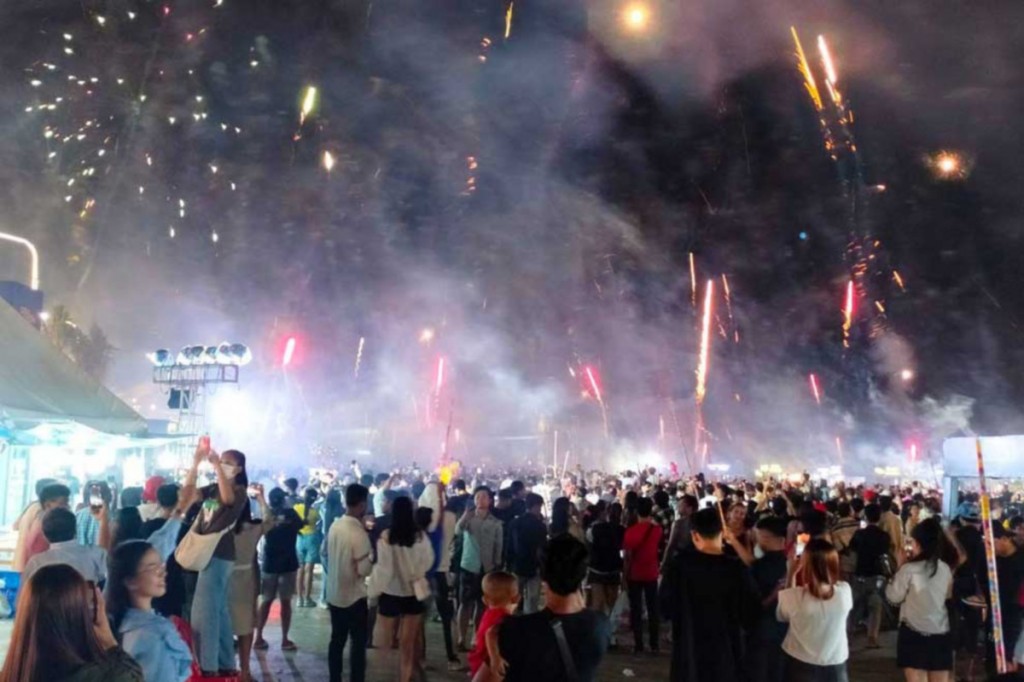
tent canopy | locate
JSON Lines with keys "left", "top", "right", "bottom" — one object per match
{"left": 0, "top": 301, "right": 146, "bottom": 436}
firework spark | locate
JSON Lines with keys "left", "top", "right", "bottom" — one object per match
{"left": 299, "top": 85, "right": 318, "bottom": 126}
{"left": 930, "top": 151, "right": 969, "bottom": 180}
{"left": 893, "top": 270, "right": 906, "bottom": 292}
{"left": 842, "top": 279, "right": 855, "bottom": 348}
{"left": 354, "top": 336, "right": 365, "bottom": 378}
{"left": 721, "top": 274, "right": 738, "bottom": 343}
{"left": 695, "top": 279, "right": 715, "bottom": 404}
{"left": 835, "top": 436, "right": 844, "bottom": 463}
{"left": 322, "top": 150, "right": 335, "bottom": 172}
{"left": 585, "top": 365, "right": 604, "bottom": 405}
{"left": 791, "top": 27, "right": 823, "bottom": 111}
{"left": 505, "top": 1, "right": 514, "bottom": 39}
{"left": 809, "top": 373, "right": 822, "bottom": 406}
{"left": 688, "top": 252, "right": 697, "bottom": 309}
{"left": 817, "top": 35, "right": 839, "bottom": 86}
{"left": 435, "top": 356, "right": 446, "bottom": 396}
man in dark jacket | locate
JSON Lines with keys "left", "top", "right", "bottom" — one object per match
{"left": 507, "top": 493, "right": 547, "bottom": 613}
{"left": 659, "top": 508, "right": 761, "bottom": 682}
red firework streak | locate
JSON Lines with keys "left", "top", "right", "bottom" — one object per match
{"left": 584, "top": 365, "right": 609, "bottom": 438}
{"left": 809, "top": 373, "right": 822, "bottom": 406}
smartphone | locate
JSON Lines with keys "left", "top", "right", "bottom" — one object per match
{"left": 199, "top": 434, "right": 211, "bottom": 450}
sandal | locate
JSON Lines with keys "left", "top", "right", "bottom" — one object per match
{"left": 253, "top": 639, "right": 269, "bottom": 651}
{"left": 282, "top": 640, "right": 298, "bottom": 652}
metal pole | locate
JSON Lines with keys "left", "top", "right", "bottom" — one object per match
{"left": 0, "top": 231, "right": 40, "bottom": 290}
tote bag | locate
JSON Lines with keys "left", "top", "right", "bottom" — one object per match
{"left": 174, "top": 512, "right": 233, "bottom": 572}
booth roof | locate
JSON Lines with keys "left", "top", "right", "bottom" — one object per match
{"left": 0, "top": 301, "right": 147, "bottom": 436}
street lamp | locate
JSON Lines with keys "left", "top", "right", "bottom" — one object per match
{"left": 0, "top": 231, "right": 40, "bottom": 290}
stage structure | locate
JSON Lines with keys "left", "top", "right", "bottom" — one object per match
{"left": 149, "top": 343, "right": 251, "bottom": 441}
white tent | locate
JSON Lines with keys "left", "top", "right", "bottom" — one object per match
{"left": 0, "top": 300, "right": 146, "bottom": 436}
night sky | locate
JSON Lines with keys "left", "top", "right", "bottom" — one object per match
{"left": 1, "top": 0, "right": 1023, "bottom": 472}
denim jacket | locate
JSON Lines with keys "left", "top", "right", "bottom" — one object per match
{"left": 119, "top": 608, "right": 193, "bottom": 682}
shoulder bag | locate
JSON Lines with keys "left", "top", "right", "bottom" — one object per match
{"left": 174, "top": 511, "right": 233, "bottom": 573}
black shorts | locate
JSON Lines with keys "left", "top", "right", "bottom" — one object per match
{"left": 379, "top": 593, "right": 426, "bottom": 617}
{"left": 897, "top": 624, "right": 954, "bottom": 671}
{"left": 460, "top": 570, "right": 483, "bottom": 605}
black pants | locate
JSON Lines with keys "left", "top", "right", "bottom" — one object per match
{"left": 431, "top": 573, "right": 458, "bottom": 661}
{"left": 628, "top": 580, "right": 659, "bottom": 651}
{"left": 329, "top": 598, "right": 368, "bottom": 682}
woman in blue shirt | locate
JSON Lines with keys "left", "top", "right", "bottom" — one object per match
{"left": 106, "top": 541, "right": 194, "bottom": 682}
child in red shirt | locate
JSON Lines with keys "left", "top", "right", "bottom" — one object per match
{"left": 468, "top": 571, "right": 519, "bottom": 680}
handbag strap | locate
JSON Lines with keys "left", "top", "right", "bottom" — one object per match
{"left": 550, "top": 619, "right": 580, "bottom": 682}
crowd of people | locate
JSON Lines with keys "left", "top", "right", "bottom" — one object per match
{"left": 3, "top": 444, "right": 1024, "bottom": 682}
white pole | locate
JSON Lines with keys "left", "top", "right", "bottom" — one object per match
{"left": 0, "top": 231, "right": 40, "bottom": 290}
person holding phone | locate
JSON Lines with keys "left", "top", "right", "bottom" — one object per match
{"left": 0, "top": 564, "right": 142, "bottom": 682}
{"left": 76, "top": 481, "right": 114, "bottom": 549}
{"left": 186, "top": 438, "right": 249, "bottom": 676}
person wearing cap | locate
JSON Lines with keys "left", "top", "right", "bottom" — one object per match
{"left": 138, "top": 476, "right": 166, "bottom": 522}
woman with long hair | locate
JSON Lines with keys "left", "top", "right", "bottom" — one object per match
{"left": 106, "top": 541, "right": 193, "bottom": 682}
{"left": 777, "top": 539, "right": 853, "bottom": 682}
{"left": 885, "top": 517, "right": 959, "bottom": 682}
{"left": 0, "top": 564, "right": 142, "bottom": 682}
{"left": 186, "top": 441, "right": 250, "bottom": 676}
{"left": 370, "top": 495, "right": 435, "bottom": 682}
{"left": 549, "top": 497, "right": 584, "bottom": 542}
{"left": 293, "top": 486, "right": 322, "bottom": 608}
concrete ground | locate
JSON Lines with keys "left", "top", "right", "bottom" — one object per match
{"left": 0, "top": 597, "right": 904, "bottom": 681}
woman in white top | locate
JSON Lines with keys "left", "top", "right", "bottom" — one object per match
{"left": 370, "top": 495, "right": 435, "bottom": 682}
{"left": 777, "top": 539, "right": 853, "bottom": 682}
{"left": 885, "top": 517, "right": 958, "bottom": 682}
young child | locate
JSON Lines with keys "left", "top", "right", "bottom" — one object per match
{"left": 468, "top": 571, "right": 519, "bottom": 681}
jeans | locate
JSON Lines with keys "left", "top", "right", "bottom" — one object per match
{"left": 329, "top": 599, "right": 368, "bottom": 682}
{"left": 192, "top": 557, "right": 235, "bottom": 672}
{"left": 627, "top": 580, "right": 659, "bottom": 651}
{"left": 850, "top": 576, "right": 884, "bottom": 638}
{"left": 320, "top": 552, "right": 329, "bottom": 604}
{"left": 517, "top": 575, "right": 542, "bottom": 615}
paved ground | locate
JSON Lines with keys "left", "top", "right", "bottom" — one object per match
{"left": 0, "top": 597, "right": 905, "bottom": 681}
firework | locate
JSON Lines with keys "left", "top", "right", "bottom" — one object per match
{"left": 817, "top": 35, "right": 839, "bottom": 87}
{"left": 354, "top": 336, "right": 365, "bottom": 378}
{"left": 835, "top": 436, "right": 843, "bottom": 463}
{"left": 299, "top": 85, "right": 318, "bottom": 126}
{"left": 322, "top": 150, "right": 335, "bottom": 172}
{"left": 622, "top": 3, "right": 650, "bottom": 32}
{"left": 435, "top": 356, "right": 446, "bottom": 396}
{"left": 842, "top": 279, "right": 855, "bottom": 348}
{"left": 689, "top": 252, "right": 697, "bottom": 309}
{"left": 505, "top": 1, "right": 514, "bottom": 39}
{"left": 695, "top": 280, "right": 714, "bottom": 404}
{"left": 721, "top": 274, "right": 738, "bottom": 343}
{"left": 809, "top": 373, "right": 822, "bottom": 406}
{"left": 929, "top": 151, "right": 969, "bottom": 180}
{"left": 584, "top": 365, "right": 609, "bottom": 438}
{"left": 791, "top": 27, "right": 823, "bottom": 112}
{"left": 893, "top": 270, "right": 906, "bottom": 292}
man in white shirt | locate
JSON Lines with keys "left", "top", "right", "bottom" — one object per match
{"left": 23, "top": 508, "right": 107, "bottom": 584}
{"left": 327, "top": 483, "right": 373, "bottom": 682}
